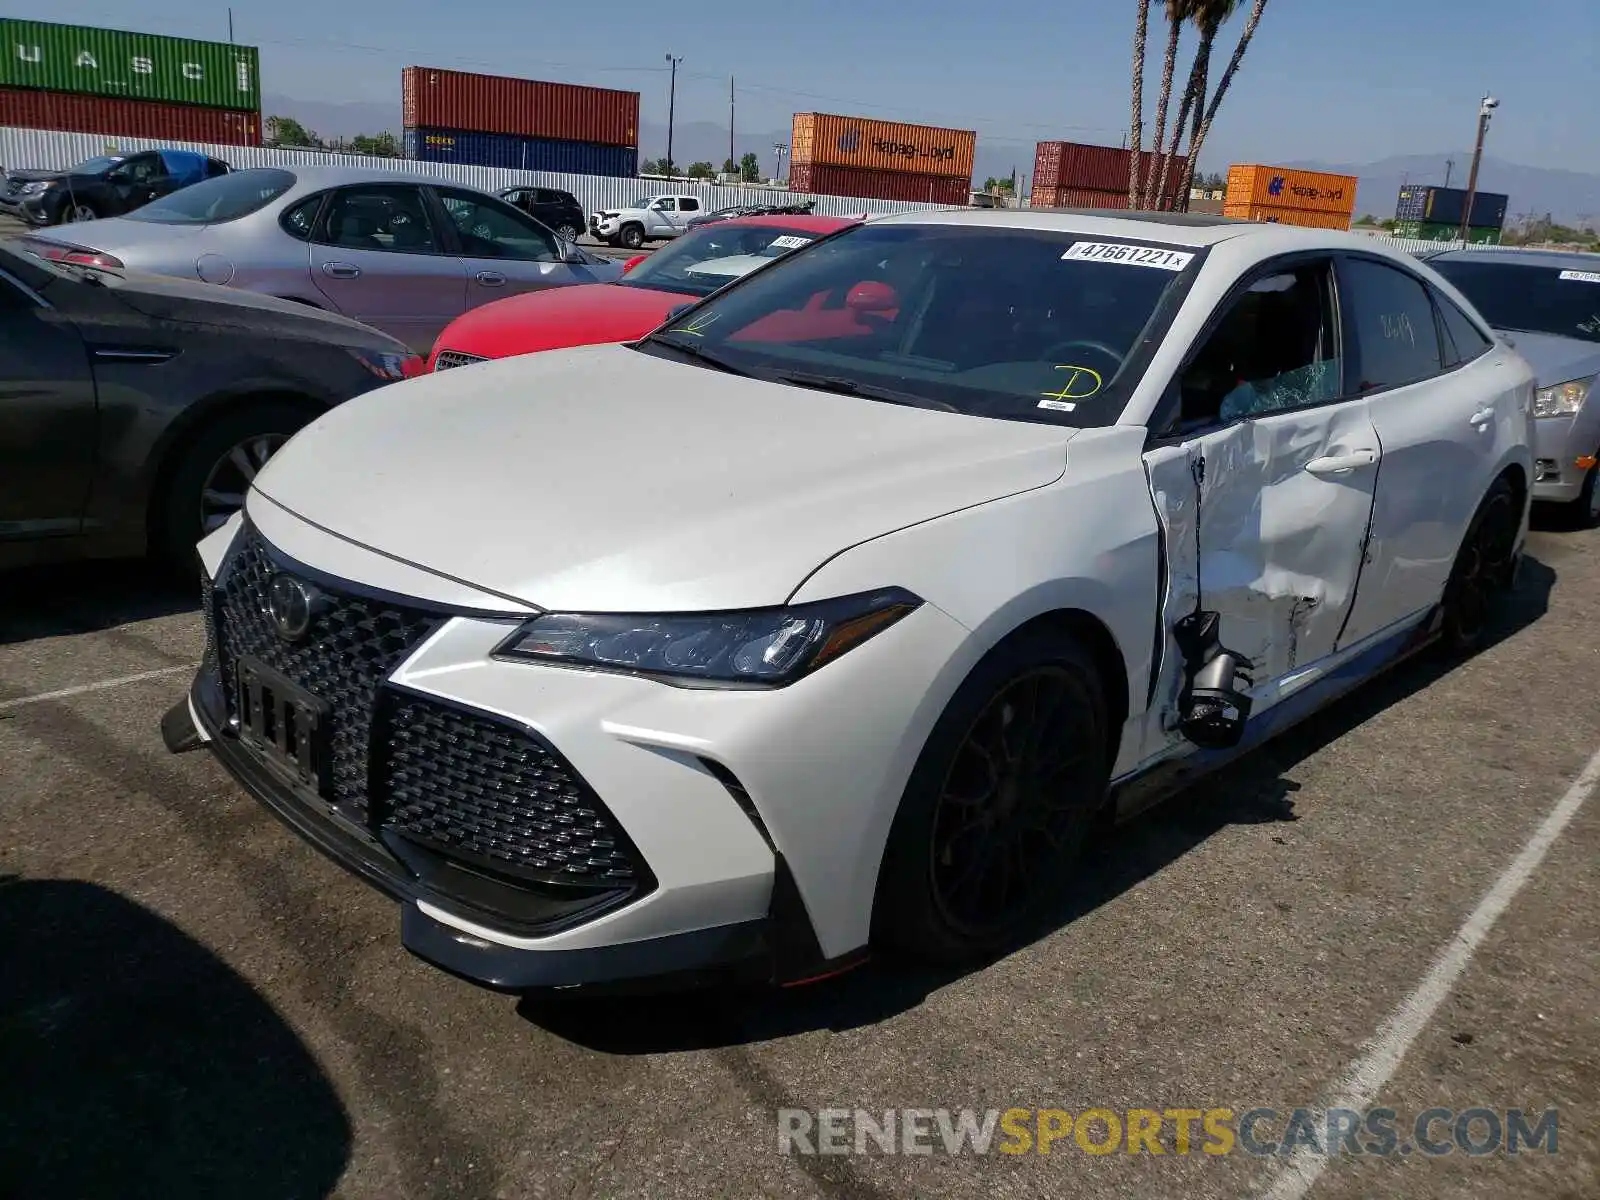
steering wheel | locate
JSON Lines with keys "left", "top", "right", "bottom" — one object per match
{"left": 1041, "top": 339, "right": 1126, "bottom": 371}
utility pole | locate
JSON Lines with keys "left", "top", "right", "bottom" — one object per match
{"left": 1457, "top": 94, "right": 1498, "bottom": 244}
{"left": 227, "top": 7, "right": 234, "bottom": 41}
{"left": 729, "top": 76, "right": 735, "bottom": 177}
{"left": 664, "top": 53, "right": 683, "bottom": 178}
{"left": 1443, "top": 158, "right": 1454, "bottom": 188}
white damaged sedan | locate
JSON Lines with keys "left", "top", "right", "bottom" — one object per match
{"left": 163, "top": 209, "right": 1535, "bottom": 990}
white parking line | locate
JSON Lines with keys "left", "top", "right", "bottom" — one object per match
{"left": 0, "top": 665, "right": 192, "bottom": 714}
{"left": 1257, "top": 741, "right": 1600, "bottom": 1200}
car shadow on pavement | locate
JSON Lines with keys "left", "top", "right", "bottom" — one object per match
{"left": 0, "top": 560, "right": 198, "bottom": 646}
{"left": 523, "top": 555, "right": 1557, "bottom": 1054}
{"left": 0, "top": 876, "right": 351, "bottom": 1199}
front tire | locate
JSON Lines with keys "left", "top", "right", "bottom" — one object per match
{"left": 556, "top": 222, "right": 581, "bottom": 242}
{"left": 1566, "top": 457, "right": 1600, "bottom": 529}
{"left": 59, "top": 200, "right": 100, "bottom": 223}
{"left": 152, "top": 401, "right": 316, "bottom": 564}
{"left": 1439, "top": 476, "right": 1520, "bottom": 654}
{"left": 872, "top": 628, "right": 1110, "bottom": 964}
{"left": 618, "top": 223, "right": 645, "bottom": 250}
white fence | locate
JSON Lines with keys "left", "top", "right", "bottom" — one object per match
{"left": 0, "top": 126, "right": 1525, "bottom": 257}
{"left": 0, "top": 126, "right": 960, "bottom": 219}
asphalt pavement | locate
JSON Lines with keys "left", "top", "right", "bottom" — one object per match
{"left": 2, "top": 516, "right": 1597, "bottom": 1200}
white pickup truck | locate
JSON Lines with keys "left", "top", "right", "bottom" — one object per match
{"left": 588, "top": 194, "right": 705, "bottom": 249}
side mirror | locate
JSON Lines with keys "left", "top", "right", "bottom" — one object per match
{"left": 622, "top": 254, "right": 648, "bottom": 274}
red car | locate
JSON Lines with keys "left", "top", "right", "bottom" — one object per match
{"left": 426, "top": 214, "right": 857, "bottom": 371}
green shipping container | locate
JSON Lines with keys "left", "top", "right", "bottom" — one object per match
{"left": 1393, "top": 221, "right": 1503, "bottom": 246}
{"left": 0, "top": 19, "right": 259, "bottom": 112}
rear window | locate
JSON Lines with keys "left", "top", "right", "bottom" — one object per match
{"left": 1431, "top": 259, "right": 1600, "bottom": 344}
{"left": 124, "top": 168, "right": 296, "bottom": 225}
{"left": 620, "top": 224, "right": 835, "bottom": 297}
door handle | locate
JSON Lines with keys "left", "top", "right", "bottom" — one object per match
{"left": 321, "top": 262, "right": 361, "bottom": 279}
{"left": 1469, "top": 406, "right": 1495, "bottom": 428}
{"left": 475, "top": 271, "right": 507, "bottom": 286}
{"left": 1305, "top": 448, "right": 1379, "bottom": 475}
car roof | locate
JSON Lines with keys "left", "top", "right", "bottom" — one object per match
{"left": 231, "top": 163, "right": 474, "bottom": 189}
{"left": 1428, "top": 247, "right": 1598, "bottom": 269}
{"left": 715, "top": 214, "right": 856, "bottom": 232}
{"left": 870, "top": 206, "right": 1382, "bottom": 250}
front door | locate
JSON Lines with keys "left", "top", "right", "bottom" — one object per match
{"left": 1142, "top": 257, "right": 1381, "bottom": 749}
{"left": 309, "top": 183, "right": 467, "bottom": 352}
{"left": 431, "top": 186, "right": 601, "bottom": 310}
{"left": 0, "top": 275, "right": 96, "bottom": 542}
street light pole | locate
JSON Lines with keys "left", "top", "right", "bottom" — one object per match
{"left": 1457, "top": 95, "right": 1498, "bottom": 244}
{"left": 664, "top": 53, "right": 683, "bottom": 178}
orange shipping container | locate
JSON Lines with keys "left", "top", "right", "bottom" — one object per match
{"left": 1226, "top": 164, "right": 1358, "bottom": 215}
{"left": 1222, "top": 202, "right": 1352, "bottom": 231}
{"left": 791, "top": 112, "right": 975, "bottom": 181}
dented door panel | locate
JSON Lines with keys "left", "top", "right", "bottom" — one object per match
{"left": 1139, "top": 401, "right": 1380, "bottom": 758}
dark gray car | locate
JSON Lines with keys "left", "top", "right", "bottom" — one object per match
{"left": 0, "top": 240, "right": 420, "bottom": 568}
{"left": 1430, "top": 249, "right": 1600, "bottom": 523}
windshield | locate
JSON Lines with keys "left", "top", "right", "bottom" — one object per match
{"left": 1432, "top": 260, "right": 1600, "bottom": 344}
{"left": 641, "top": 223, "right": 1196, "bottom": 424}
{"left": 621, "top": 224, "right": 834, "bottom": 298}
{"left": 70, "top": 156, "right": 122, "bottom": 175}
{"left": 124, "top": 168, "right": 296, "bottom": 225}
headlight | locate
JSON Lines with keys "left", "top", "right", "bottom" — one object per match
{"left": 495, "top": 588, "right": 922, "bottom": 686}
{"left": 349, "top": 347, "right": 423, "bottom": 381}
{"left": 1534, "top": 376, "right": 1594, "bottom": 417}
{"left": 18, "top": 180, "right": 51, "bottom": 195}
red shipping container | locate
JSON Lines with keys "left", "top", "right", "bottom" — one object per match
{"left": 1029, "top": 185, "right": 1129, "bottom": 210}
{"left": 790, "top": 162, "right": 968, "bottom": 206}
{"left": 403, "top": 66, "right": 638, "bottom": 148}
{"left": 1034, "top": 140, "right": 1187, "bottom": 201}
{"left": 0, "top": 86, "right": 260, "bottom": 145}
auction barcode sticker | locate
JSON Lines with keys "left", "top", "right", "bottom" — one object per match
{"left": 1559, "top": 269, "right": 1600, "bottom": 284}
{"left": 1062, "top": 242, "right": 1194, "bottom": 271}
{"left": 769, "top": 235, "right": 812, "bottom": 249}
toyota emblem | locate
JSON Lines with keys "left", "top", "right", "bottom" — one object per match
{"left": 266, "top": 573, "right": 318, "bottom": 642}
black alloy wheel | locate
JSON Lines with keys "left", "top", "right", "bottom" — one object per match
{"left": 928, "top": 666, "right": 1104, "bottom": 937}
{"left": 1440, "top": 477, "right": 1520, "bottom": 652}
{"left": 874, "top": 628, "right": 1110, "bottom": 963}
{"left": 619, "top": 224, "right": 645, "bottom": 250}
{"left": 556, "top": 222, "right": 580, "bottom": 242}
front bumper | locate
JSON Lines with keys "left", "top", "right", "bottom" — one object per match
{"left": 161, "top": 510, "right": 966, "bottom": 990}
{"left": 1531, "top": 411, "right": 1600, "bottom": 503}
{"left": 0, "top": 192, "right": 50, "bottom": 223}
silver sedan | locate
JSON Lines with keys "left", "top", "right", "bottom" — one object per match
{"left": 1431, "top": 249, "right": 1600, "bottom": 524}
{"left": 13, "top": 164, "right": 624, "bottom": 352}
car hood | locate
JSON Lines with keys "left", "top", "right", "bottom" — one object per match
{"left": 431, "top": 283, "right": 692, "bottom": 359}
{"left": 250, "top": 342, "right": 1075, "bottom": 612}
{"left": 1495, "top": 330, "right": 1600, "bottom": 388}
{"left": 95, "top": 268, "right": 407, "bottom": 349}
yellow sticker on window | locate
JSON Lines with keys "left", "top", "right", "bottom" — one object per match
{"left": 1040, "top": 364, "right": 1103, "bottom": 403}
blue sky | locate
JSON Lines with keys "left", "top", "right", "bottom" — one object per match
{"left": 39, "top": 0, "right": 1600, "bottom": 172}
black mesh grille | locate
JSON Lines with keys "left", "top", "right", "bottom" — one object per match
{"left": 214, "top": 526, "right": 443, "bottom": 818}
{"left": 433, "top": 350, "right": 487, "bottom": 371}
{"left": 380, "top": 698, "right": 640, "bottom": 886}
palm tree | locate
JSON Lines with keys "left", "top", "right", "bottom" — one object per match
{"left": 1156, "top": 0, "right": 1237, "bottom": 211}
{"left": 1180, "top": 0, "right": 1270, "bottom": 204}
{"left": 1139, "top": 0, "right": 1195, "bottom": 208}
{"left": 1128, "top": 0, "right": 1151, "bottom": 208}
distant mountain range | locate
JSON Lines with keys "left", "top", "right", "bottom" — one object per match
{"left": 264, "top": 94, "right": 1600, "bottom": 224}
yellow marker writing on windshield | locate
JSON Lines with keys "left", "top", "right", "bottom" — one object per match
{"left": 1041, "top": 364, "right": 1104, "bottom": 402}
{"left": 668, "top": 312, "right": 721, "bottom": 338}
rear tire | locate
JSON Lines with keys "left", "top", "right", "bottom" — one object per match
{"left": 1439, "top": 476, "right": 1520, "bottom": 654}
{"left": 619, "top": 223, "right": 645, "bottom": 250}
{"left": 872, "top": 627, "right": 1110, "bottom": 964}
{"left": 151, "top": 400, "right": 317, "bottom": 565}
{"left": 556, "top": 222, "right": 581, "bottom": 242}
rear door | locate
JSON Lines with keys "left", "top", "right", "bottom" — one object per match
{"left": 1142, "top": 255, "right": 1381, "bottom": 740}
{"left": 1336, "top": 254, "right": 1522, "bottom": 644}
{"left": 430, "top": 185, "right": 597, "bottom": 310}
{"left": 0, "top": 268, "right": 96, "bottom": 543}
{"left": 308, "top": 183, "right": 467, "bottom": 352}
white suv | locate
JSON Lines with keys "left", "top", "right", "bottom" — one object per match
{"left": 589, "top": 194, "right": 704, "bottom": 249}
